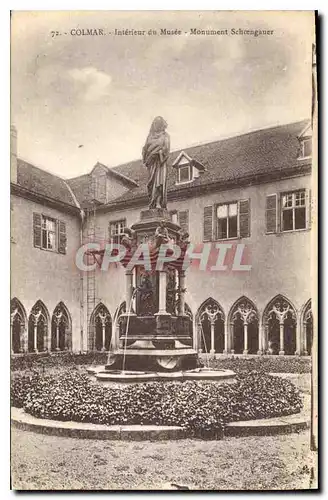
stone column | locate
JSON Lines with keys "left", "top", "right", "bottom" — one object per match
{"left": 157, "top": 270, "right": 168, "bottom": 315}
{"left": 178, "top": 271, "right": 186, "bottom": 316}
{"left": 33, "top": 323, "right": 38, "bottom": 353}
{"left": 279, "top": 321, "right": 285, "bottom": 355}
{"left": 243, "top": 322, "right": 248, "bottom": 355}
{"left": 22, "top": 325, "right": 28, "bottom": 353}
{"left": 223, "top": 319, "right": 229, "bottom": 354}
{"left": 125, "top": 270, "right": 134, "bottom": 312}
{"left": 101, "top": 323, "right": 106, "bottom": 351}
{"left": 303, "top": 321, "right": 308, "bottom": 355}
{"left": 55, "top": 325, "right": 60, "bottom": 351}
{"left": 53, "top": 311, "right": 63, "bottom": 351}
{"left": 295, "top": 318, "right": 301, "bottom": 355}
{"left": 197, "top": 321, "right": 203, "bottom": 353}
{"left": 192, "top": 316, "right": 197, "bottom": 351}
{"left": 257, "top": 319, "right": 263, "bottom": 355}
{"left": 210, "top": 320, "right": 215, "bottom": 358}
{"left": 230, "top": 322, "right": 235, "bottom": 354}
{"left": 46, "top": 325, "right": 51, "bottom": 352}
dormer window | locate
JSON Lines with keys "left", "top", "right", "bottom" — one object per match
{"left": 173, "top": 151, "right": 206, "bottom": 185}
{"left": 178, "top": 164, "right": 192, "bottom": 184}
{"left": 297, "top": 123, "right": 312, "bottom": 160}
{"left": 300, "top": 138, "right": 312, "bottom": 159}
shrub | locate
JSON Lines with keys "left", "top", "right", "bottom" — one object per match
{"left": 10, "top": 372, "right": 39, "bottom": 408}
{"left": 11, "top": 352, "right": 108, "bottom": 372}
{"left": 11, "top": 352, "right": 311, "bottom": 374}
{"left": 11, "top": 369, "right": 303, "bottom": 438}
{"left": 207, "top": 356, "right": 311, "bottom": 374}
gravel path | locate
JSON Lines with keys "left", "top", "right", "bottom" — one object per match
{"left": 11, "top": 428, "right": 316, "bottom": 490}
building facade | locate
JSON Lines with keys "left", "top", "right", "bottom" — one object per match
{"left": 10, "top": 120, "right": 314, "bottom": 357}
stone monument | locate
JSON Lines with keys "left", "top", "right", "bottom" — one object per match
{"left": 90, "top": 118, "right": 235, "bottom": 383}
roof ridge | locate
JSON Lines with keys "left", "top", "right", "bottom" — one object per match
{"left": 107, "top": 119, "right": 310, "bottom": 171}
{"left": 169, "top": 119, "right": 310, "bottom": 154}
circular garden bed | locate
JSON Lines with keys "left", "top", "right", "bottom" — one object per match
{"left": 11, "top": 368, "right": 303, "bottom": 439}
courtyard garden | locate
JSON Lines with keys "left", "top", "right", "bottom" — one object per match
{"left": 11, "top": 353, "right": 310, "bottom": 439}
{"left": 11, "top": 353, "right": 315, "bottom": 490}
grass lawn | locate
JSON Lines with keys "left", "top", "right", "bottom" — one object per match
{"left": 11, "top": 428, "right": 317, "bottom": 490}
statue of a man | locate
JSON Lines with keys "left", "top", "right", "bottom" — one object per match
{"left": 142, "top": 116, "right": 170, "bottom": 209}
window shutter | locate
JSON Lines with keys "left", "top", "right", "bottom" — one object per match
{"left": 265, "top": 194, "right": 277, "bottom": 234}
{"left": 306, "top": 189, "right": 312, "bottom": 229}
{"left": 239, "top": 199, "right": 250, "bottom": 238}
{"left": 203, "top": 206, "right": 213, "bottom": 241}
{"left": 58, "top": 220, "right": 67, "bottom": 254}
{"left": 178, "top": 210, "right": 189, "bottom": 233}
{"left": 33, "top": 213, "right": 42, "bottom": 248}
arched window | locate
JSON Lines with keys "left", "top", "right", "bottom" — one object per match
{"left": 263, "top": 295, "right": 297, "bottom": 355}
{"left": 51, "top": 302, "right": 72, "bottom": 351}
{"left": 11, "top": 298, "right": 27, "bottom": 353}
{"left": 302, "top": 299, "right": 313, "bottom": 355}
{"left": 28, "top": 300, "right": 49, "bottom": 353}
{"left": 229, "top": 297, "right": 259, "bottom": 355}
{"left": 89, "top": 303, "right": 112, "bottom": 351}
{"left": 196, "top": 298, "right": 225, "bottom": 354}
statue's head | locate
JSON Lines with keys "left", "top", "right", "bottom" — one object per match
{"left": 160, "top": 219, "right": 166, "bottom": 227}
{"left": 150, "top": 116, "right": 167, "bottom": 135}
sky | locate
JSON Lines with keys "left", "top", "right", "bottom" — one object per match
{"left": 11, "top": 10, "right": 315, "bottom": 179}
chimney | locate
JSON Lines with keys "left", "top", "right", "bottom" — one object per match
{"left": 10, "top": 125, "right": 17, "bottom": 184}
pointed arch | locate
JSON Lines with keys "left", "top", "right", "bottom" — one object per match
{"left": 51, "top": 302, "right": 72, "bottom": 351}
{"left": 228, "top": 296, "right": 259, "bottom": 355}
{"left": 28, "top": 300, "right": 50, "bottom": 353}
{"left": 263, "top": 294, "right": 297, "bottom": 322}
{"left": 262, "top": 295, "right": 297, "bottom": 355}
{"left": 196, "top": 298, "right": 225, "bottom": 354}
{"left": 196, "top": 297, "right": 225, "bottom": 323}
{"left": 89, "top": 302, "right": 112, "bottom": 351}
{"left": 301, "top": 299, "right": 313, "bottom": 355}
{"left": 11, "top": 298, "right": 27, "bottom": 353}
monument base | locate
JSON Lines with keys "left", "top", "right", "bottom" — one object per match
{"left": 104, "top": 345, "right": 200, "bottom": 373}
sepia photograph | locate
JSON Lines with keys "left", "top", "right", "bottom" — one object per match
{"left": 10, "top": 10, "right": 318, "bottom": 491}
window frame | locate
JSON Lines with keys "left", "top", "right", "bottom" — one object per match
{"left": 299, "top": 138, "right": 312, "bottom": 159}
{"left": 214, "top": 201, "right": 240, "bottom": 241}
{"left": 41, "top": 214, "right": 58, "bottom": 252}
{"left": 109, "top": 219, "right": 127, "bottom": 244}
{"left": 280, "top": 189, "right": 307, "bottom": 233}
{"left": 176, "top": 163, "right": 193, "bottom": 185}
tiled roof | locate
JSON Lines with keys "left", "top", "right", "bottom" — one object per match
{"left": 16, "top": 159, "right": 78, "bottom": 207}
{"left": 14, "top": 120, "right": 311, "bottom": 210}
{"left": 103, "top": 119, "right": 311, "bottom": 206}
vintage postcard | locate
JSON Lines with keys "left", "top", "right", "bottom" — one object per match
{"left": 10, "top": 10, "right": 318, "bottom": 491}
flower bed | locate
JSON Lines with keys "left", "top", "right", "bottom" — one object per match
{"left": 11, "top": 352, "right": 311, "bottom": 374}
{"left": 11, "top": 369, "right": 303, "bottom": 439}
{"left": 207, "top": 356, "right": 311, "bottom": 374}
{"left": 11, "top": 352, "right": 108, "bottom": 372}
